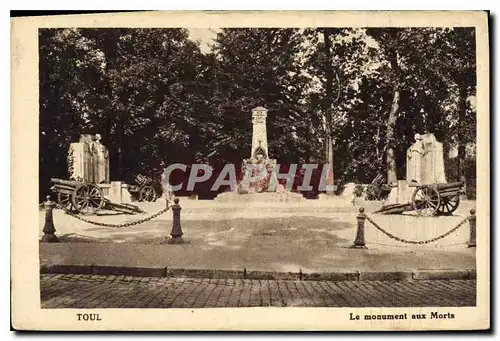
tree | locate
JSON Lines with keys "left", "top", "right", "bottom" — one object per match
{"left": 365, "top": 28, "right": 404, "bottom": 185}
{"left": 39, "top": 28, "right": 108, "bottom": 195}
{"left": 302, "top": 28, "right": 373, "bottom": 184}
{"left": 39, "top": 27, "right": 477, "bottom": 198}
{"left": 433, "top": 28, "right": 476, "bottom": 185}
{"left": 39, "top": 28, "right": 213, "bottom": 196}
{"left": 364, "top": 27, "right": 474, "bottom": 184}
{"left": 211, "top": 28, "right": 314, "bottom": 164}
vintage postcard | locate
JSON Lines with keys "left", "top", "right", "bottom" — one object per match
{"left": 11, "top": 11, "right": 489, "bottom": 331}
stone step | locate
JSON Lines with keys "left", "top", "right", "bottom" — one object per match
{"left": 214, "top": 191, "right": 306, "bottom": 203}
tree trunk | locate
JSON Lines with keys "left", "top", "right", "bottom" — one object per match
{"left": 386, "top": 88, "right": 399, "bottom": 185}
{"left": 386, "top": 49, "right": 401, "bottom": 185}
{"left": 99, "top": 30, "right": 121, "bottom": 180}
{"left": 457, "top": 80, "right": 467, "bottom": 194}
{"left": 117, "top": 114, "right": 123, "bottom": 179}
{"left": 323, "top": 29, "right": 335, "bottom": 195}
{"left": 324, "top": 133, "right": 329, "bottom": 166}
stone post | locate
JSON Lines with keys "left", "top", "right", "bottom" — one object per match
{"left": 350, "top": 207, "right": 367, "bottom": 249}
{"left": 41, "top": 195, "right": 58, "bottom": 243}
{"left": 167, "top": 198, "right": 184, "bottom": 244}
{"left": 468, "top": 209, "right": 476, "bottom": 248}
{"left": 110, "top": 181, "right": 123, "bottom": 203}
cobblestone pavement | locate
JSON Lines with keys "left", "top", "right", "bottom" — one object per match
{"left": 40, "top": 274, "right": 476, "bottom": 308}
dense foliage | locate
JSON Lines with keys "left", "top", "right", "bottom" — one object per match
{"left": 39, "top": 27, "right": 477, "bottom": 198}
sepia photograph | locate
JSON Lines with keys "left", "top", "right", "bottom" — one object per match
{"left": 11, "top": 11, "right": 489, "bottom": 331}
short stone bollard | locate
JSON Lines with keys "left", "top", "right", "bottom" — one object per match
{"left": 41, "top": 195, "right": 59, "bottom": 243}
{"left": 163, "top": 198, "right": 185, "bottom": 244}
{"left": 350, "top": 207, "right": 367, "bottom": 249}
{"left": 467, "top": 209, "right": 476, "bottom": 248}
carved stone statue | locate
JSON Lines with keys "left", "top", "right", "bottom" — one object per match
{"left": 67, "top": 134, "right": 110, "bottom": 184}
{"left": 406, "top": 133, "right": 425, "bottom": 183}
{"left": 68, "top": 134, "right": 95, "bottom": 182}
{"left": 93, "top": 134, "right": 110, "bottom": 184}
{"left": 406, "top": 133, "right": 446, "bottom": 184}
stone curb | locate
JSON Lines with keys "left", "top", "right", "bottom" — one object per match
{"left": 39, "top": 264, "right": 476, "bottom": 281}
{"left": 412, "top": 270, "right": 476, "bottom": 280}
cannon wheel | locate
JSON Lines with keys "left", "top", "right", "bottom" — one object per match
{"left": 364, "top": 184, "right": 381, "bottom": 201}
{"left": 438, "top": 194, "right": 460, "bottom": 216}
{"left": 412, "top": 185, "right": 441, "bottom": 216}
{"left": 57, "top": 192, "right": 73, "bottom": 211}
{"left": 139, "top": 185, "right": 157, "bottom": 202}
{"left": 71, "top": 183, "right": 104, "bottom": 215}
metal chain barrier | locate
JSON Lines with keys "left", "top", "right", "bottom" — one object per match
{"left": 365, "top": 215, "right": 469, "bottom": 245}
{"left": 55, "top": 203, "right": 170, "bottom": 228}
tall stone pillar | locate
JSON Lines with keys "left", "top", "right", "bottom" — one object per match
{"left": 251, "top": 106, "right": 269, "bottom": 158}
{"left": 215, "top": 105, "right": 306, "bottom": 200}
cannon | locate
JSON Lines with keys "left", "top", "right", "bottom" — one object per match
{"left": 375, "top": 181, "right": 464, "bottom": 216}
{"left": 50, "top": 178, "right": 143, "bottom": 215}
{"left": 127, "top": 174, "right": 160, "bottom": 202}
{"left": 50, "top": 178, "right": 104, "bottom": 215}
{"left": 364, "top": 173, "right": 392, "bottom": 201}
{"left": 410, "top": 181, "right": 463, "bottom": 216}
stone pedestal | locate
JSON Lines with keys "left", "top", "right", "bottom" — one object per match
{"left": 98, "top": 182, "right": 132, "bottom": 203}
{"left": 385, "top": 180, "right": 413, "bottom": 205}
{"left": 110, "top": 182, "right": 132, "bottom": 203}
{"left": 110, "top": 181, "right": 122, "bottom": 203}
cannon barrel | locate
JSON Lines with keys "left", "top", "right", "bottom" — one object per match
{"left": 436, "top": 181, "right": 464, "bottom": 191}
{"left": 134, "top": 174, "right": 152, "bottom": 186}
{"left": 50, "top": 184, "right": 76, "bottom": 192}
{"left": 50, "top": 178, "right": 83, "bottom": 188}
